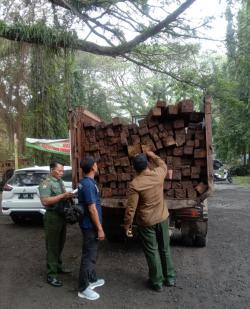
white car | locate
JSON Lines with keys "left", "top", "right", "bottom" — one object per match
{"left": 1, "top": 166, "right": 72, "bottom": 224}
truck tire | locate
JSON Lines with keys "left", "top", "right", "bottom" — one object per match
{"left": 194, "top": 221, "right": 208, "bottom": 247}
{"left": 181, "top": 222, "right": 194, "bottom": 246}
{"left": 181, "top": 221, "right": 208, "bottom": 247}
{"left": 195, "top": 235, "right": 207, "bottom": 247}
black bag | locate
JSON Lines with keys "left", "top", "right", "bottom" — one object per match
{"left": 55, "top": 181, "right": 84, "bottom": 224}
{"left": 55, "top": 199, "right": 84, "bottom": 224}
{"left": 65, "top": 200, "right": 84, "bottom": 225}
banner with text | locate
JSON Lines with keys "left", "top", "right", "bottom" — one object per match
{"left": 26, "top": 138, "right": 70, "bottom": 156}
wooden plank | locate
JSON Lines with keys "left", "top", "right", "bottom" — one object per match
{"left": 183, "top": 145, "right": 194, "bottom": 155}
{"left": 187, "top": 188, "right": 197, "bottom": 199}
{"left": 156, "top": 100, "right": 167, "bottom": 108}
{"left": 127, "top": 144, "right": 141, "bottom": 157}
{"left": 172, "top": 181, "right": 182, "bottom": 189}
{"left": 172, "top": 157, "right": 182, "bottom": 168}
{"left": 138, "top": 126, "right": 149, "bottom": 136}
{"left": 182, "top": 166, "right": 191, "bottom": 177}
{"left": 172, "top": 170, "right": 182, "bottom": 180}
{"left": 173, "top": 119, "right": 185, "bottom": 129}
{"left": 195, "top": 182, "right": 208, "bottom": 194}
{"left": 131, "top": 134, "right": 141, "bottom": 144}
{"left": 194, "top": 149, "right": 207, "bottom": 158}
{"left": 178, "top": 99, "right": 194, "bottom": 113}
{"left": 149, "top": 107, "right": 162, "bottom": 117}
{"left": 168, "top": 105, "right": 179, "bottom": 115}
{"left": 162, "top": 136, "right": 176, "bottom": 147}
{"left": 175, "top": 133, "right": 185, "bottom": 147}
{"left": 173, "top": 147, "right": 184, "bottom": 156}
{"left": 175, "top": 188, "right": 186, "bottom": 198}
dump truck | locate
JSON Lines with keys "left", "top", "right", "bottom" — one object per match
{"left": 69, "top": 96, "right": 213, "bottom": 247}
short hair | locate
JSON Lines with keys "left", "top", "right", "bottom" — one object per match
{"left": 80, "top": 156, "right": 95, "bottom": 174}
{"left": 50, "top": 161, "right": 64, "bottom": 169}
{"left": 133, "top": 153, "right": 148, "bottom": 172}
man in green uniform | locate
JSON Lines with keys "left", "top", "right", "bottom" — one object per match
{"left": 39, "top": 161, "right": 74, "bottom": 287}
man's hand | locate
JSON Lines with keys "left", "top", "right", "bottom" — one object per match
{"left": 146, "top": 150, "right": 156, "bottom": 158}
{"left": 97, "top": 227, "right": 105, "bottom": 241}
{"left": 62, "top": 192, "right": 74, "bottom": 199}
{"left": 41, "top": 191, "right": 74, "bottom": 207}
{"left": 125, "top": 226, "right": 133, "bottom": 238}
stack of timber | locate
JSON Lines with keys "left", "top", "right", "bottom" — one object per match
{"left": 82, "top": 99, "right": 208, "bottom": 199}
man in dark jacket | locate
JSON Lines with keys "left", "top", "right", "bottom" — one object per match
{"left": 124, "top": 151, "right": 175, "bottom": 292}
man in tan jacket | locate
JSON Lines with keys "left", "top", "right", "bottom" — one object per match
{"left": 124, "top": 151, "right": 175, "bottom": 292}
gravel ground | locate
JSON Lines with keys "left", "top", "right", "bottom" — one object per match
{"left": 0, "top": 183, "right": 250, "bottom": 309}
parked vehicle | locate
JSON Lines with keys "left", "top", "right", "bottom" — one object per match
{"left": 213, "top": 160, "right": 233, "bottom": 183}
{"left": 69, "top": 97, "right": 213, "bottom": 247}
{"left": 1, "top": 166, "right": 72, "bottom": 224}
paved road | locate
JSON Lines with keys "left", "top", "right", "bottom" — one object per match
{"left": 0, "top": 184, "right": 250, "bottom": 309}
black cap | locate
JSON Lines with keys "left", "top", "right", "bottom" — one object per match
{"left": 80, "top": 156, "right": 95, "bottom": 174}
{"left": 133, "top": 153, "right": 148, "bottom": 172}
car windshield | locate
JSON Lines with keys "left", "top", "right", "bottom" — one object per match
{"left": 8, "top": 171, "right": 49, "bottom": 186}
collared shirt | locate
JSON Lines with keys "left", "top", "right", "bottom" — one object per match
{"left": 78, "top": 176, "right": 102, "bottom": 229}
{"left": 124, "top": 155, "right": 169, "bottom": 228}
{"left": 38, "top": 175, "right": 65, "bottom": 210}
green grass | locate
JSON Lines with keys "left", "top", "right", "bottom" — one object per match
{"left": 232, "top": 176, "right": 250, "bottom": 186}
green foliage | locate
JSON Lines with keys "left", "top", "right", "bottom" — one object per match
{"left": 26, "top": 46, "right": 68, "bottom": 138}
{"left": 209, "top": 1, "right": 250, "bottom": 165}
{"left": 232, "top": 176, "right": 250, "bottom": 186}
{"left": 0, "top": 20, "right": 78, "bottom": 50}
{"left": 0, "top": 38, "right": 29, "bottom": 157}
{"left": 21, "top": 46, "right": 70, "bottom": 164}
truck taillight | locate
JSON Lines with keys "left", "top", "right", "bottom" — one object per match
{"left": 172, "top": 208, "right": 201, "bottom": 219}
{"left": 3, "top": 184, "right": 13, "bottom": 191}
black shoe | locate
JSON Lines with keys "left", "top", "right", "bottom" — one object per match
{"left": 146, "top": 279, "right": 163, "bottom": 292}
{"left": 58, "top": 268, "right": 72, "bottom": 274}
{"left": 47, "top": 276, "right": 63, "bottom": 287}
{"left": 153, "top": 286, "right": 163, "bottom": 292}
{"left": 165, "top": 279, "right": 176, "bottom": 287}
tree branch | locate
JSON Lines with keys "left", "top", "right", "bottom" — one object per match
{"left": 122, "top": 54, "right": 203, "bottom": 88}
{"left": 0, "top": 0, "right": 196, "bottom": 56}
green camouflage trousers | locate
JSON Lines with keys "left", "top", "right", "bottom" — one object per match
{"left": 44, "top": 211, "right": 66, "bottom": 276}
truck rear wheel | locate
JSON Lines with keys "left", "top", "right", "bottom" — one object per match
{"left": 181, "top": 221, "right": 207, "bottom": 247}
{"left": 194, "top": 221, "right": 208, "bottom": 247}
{"left": 181, "top": 222, "right": 194, "bottom": 246}
{"left": 194, "top": 235, "right": 207, "bottom": 247}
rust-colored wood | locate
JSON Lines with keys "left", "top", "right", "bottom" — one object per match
{"left": 69, "top": 97, "right": 213, "bottom": 207}
{"left": 178, "top": 99, "right": 194, "bottom": 113}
